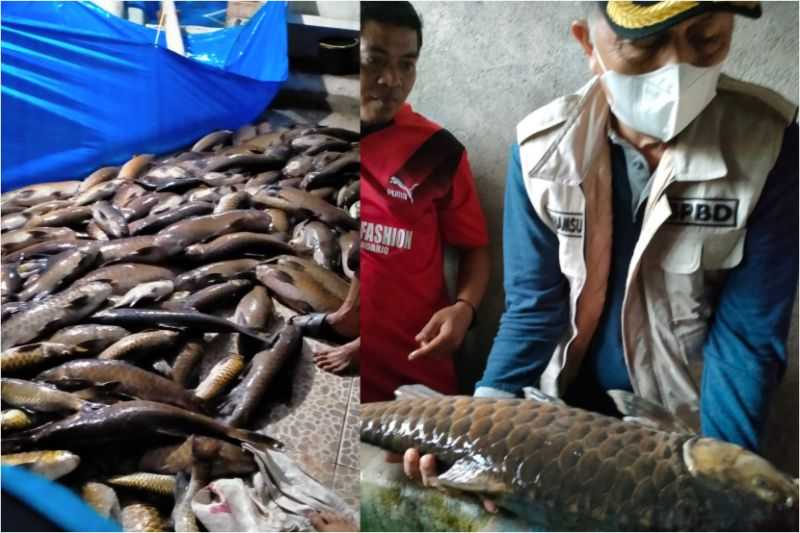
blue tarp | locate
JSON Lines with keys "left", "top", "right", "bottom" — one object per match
{"left": 126, "top": 1, "right": 229, "bottom": 27}
{"left": 1, "top": 1, "right": 288, "bottom": 191}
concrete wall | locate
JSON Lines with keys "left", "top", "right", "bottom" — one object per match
{"left": 407, "top": 1, "right": 799, "bottom": 474}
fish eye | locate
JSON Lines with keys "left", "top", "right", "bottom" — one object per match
{"left": 753, "top": 477, "right": 768, "bottom": 488}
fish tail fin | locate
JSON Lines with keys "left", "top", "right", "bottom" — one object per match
{"left": 230, "top": 427, "right": 284, "bottom": 451}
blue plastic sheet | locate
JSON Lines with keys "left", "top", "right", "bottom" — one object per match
{"left": 1, "top": 1, "right": 288, "bottom": 190}
{"left": 126, "top": 1, "right": 229, "bottom": 27}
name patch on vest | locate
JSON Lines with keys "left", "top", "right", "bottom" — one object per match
{"left": 667, "top": 198, "right": 739, "bottom": 227}
{"left": 547, "top": 209, "right": 583, "bottom": 237}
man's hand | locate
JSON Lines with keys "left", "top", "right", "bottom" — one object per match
{"left": 408, "top": 301, "right": 473, "bottom": 360}
{"left": 386, "top": 449, "right": 498, "bottom": 513}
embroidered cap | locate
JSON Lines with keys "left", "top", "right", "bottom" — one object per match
{"left": 599, "top": 1, "right": 761, "bottom": 40}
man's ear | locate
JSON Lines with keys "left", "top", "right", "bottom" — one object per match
{"left": 571, "top": 20, "right": 594, "bottom": 58}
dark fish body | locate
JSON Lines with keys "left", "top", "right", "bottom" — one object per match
{"left": 362, "top": 397, "right": 799, "bottom": 532}
{"left": 1, "top": 342, "right": 87, "bottom": 374}
{"left": 173, "top": 259, "right": 260, "bottom": 291}
{"left": 183, "top": 232, "right": 293, "bottom": 262}
{"left": 48, "top": 324, "right": 129, "bottom": 354}
{"left": 153, "top": 210, "right": 271, "bottom": 255}
{"left": 139, "top": 436, "right": 256, "bottom": 477}
{"left": 129, "top": 202, "right": 212, "bottom": 235}
{"left": 166, "top": 279, "right": 251, "bottom": 312}
{"left": 171, "top": 340, "right": 205, "bottom": 387}
{"left": 252, "top": 186, "right": 358, "bottom": 230}
{"left": 72, "top": 263, "right": 174, "bottom": 294}
{"left": 38, "top": 359, "right": 206, "bottom": 412}
{"left": 17, "top": 248, "right": 97, "bottom": 302}
{"left": 97, "top": 330, "right": 180, "bottom": 361}
{"left": 1, "top": 281, "right": 112, "bottom": 350}
{"left": 233, "top": 285, "right": 272, "bottom": 330}
{"left": 1, "top": 227, "right": 77, "bottom": 256}
{"left": 94, "top": 236, "right": 168, "bottom": 265}
{"left": 91, "top": 201, "right": 129, "bottom": 238}
{"left": 273, "top": 255, "right": 350, "bottom": 300}
{"left": 2, "top": 400, "right": 282, "bottom": 452}
{"left": 221, "top": 325, "right": 300, "bottom": 427}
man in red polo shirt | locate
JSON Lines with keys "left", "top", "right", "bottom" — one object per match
{"left": 361, "top": 1, "right": 490, "bottom": 403}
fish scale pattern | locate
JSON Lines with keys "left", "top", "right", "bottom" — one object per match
{"left": 361, "top": 397, "right": 791, "bottom": 531}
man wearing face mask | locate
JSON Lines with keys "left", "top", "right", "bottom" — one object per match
{"left": 360, "top": 1, "right": 491, "bottom": 403}
{"left": 401, "top": 1, "right": 798, "bottom": 488}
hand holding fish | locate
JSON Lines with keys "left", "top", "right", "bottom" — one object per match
{"left": 408, "top": 302, "right": 473, "bottom": 360}
{"left": 386, "top": 449, "right": 498, "bottom": 513}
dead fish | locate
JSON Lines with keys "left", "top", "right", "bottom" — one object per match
{"left": 49, "top": 324, "right": 130, "bottom": 354}
{"left": 265, "top": 208, "right": 290, "bottom": 233}
{"left": 82, "top": 482, "right": 121, "bottom": 520}
{"left": 1, "top": 281, "right": 112, "bottom": 350}
{"left": 186, "top": 186, "right": 222, "bottom": 204}
{"left": 336, "top": 179, "right": 360, "bottom": 208}
{"left": 2, "top": 399, "right": 283, "bottom": 452}
{"left": 111, "top": 280, "right": 174, "bottom": 308}
{"left": 205, "top": 153, "right": 286, "bottom": 173}
{"left": 1, "top": 212, "right": 28, "bottom": 232}
{"left": 1, "top": 409, "right": 35, "bottom": 432}
{"left": 17, "top": 248, "right": 97, "bottom": 302}
{"left": 111, "top": 182, "right": 147, "bottom": 208}
{"left": 139, "top": 166, "right": 201, "bottom": 192}
{"left": 79, "top": 166, "right": 120, "bottom": 191}
{"left": 173, "top": 259, "right": 260, "bottom": 291}
{"left": 120, "top": 193, "right": 165, "bottom": 222}
{"left": 108, "top": 473, "right": 176, "bottom": 496}
{"left": 233, "top": 124, "right": 258, "bottom": 145}
{"left": 140, "top": 436, "right": 256, "bottom": 477}
{"left": 233, "top": 285, "right": 272, "bottom": 330}
{"left": 118, "top": 154, "right": 154, "bottom": 180}
{"left": 25, "top": 205, "right": 93, "bottom": 229}
{"left": 361, "top": 394, "right": 800, "bottom": 532}
{"left": 1, "top": 263, "right": 22, "bottom": 296}
{"left": 241, "top": 131, "right": 287, "bottom": 151}
{"left": 1, "top": 227, "right": 77, "bottom": 256}
{"left": 1, "top": 450, "right": 80, "bottom": 480}
{"left": 349, "top": 200, "right": 359, "bottom": 219}
{"left": 194, "top": 354, "right": 245, "bottom": 401}
{"left": 192, "top": 129, "right": 233, "bottom": 152}
{"left": 3, "top": 181, "right": 81, "bottom": 207}
{"left": 129, "top": 201, "right": 213, "bottom": 235}
{"left": 97, "top": 330, "right": 181, "bottom": 361}
{"left": 289, "top": 220, "right": 340, "bottom": 270}
{"left": 252, "top": 186, "right": 358, "bottom": 230}
{"left": 86, "top": 221, "right": 110, "bottom": 241}
{"left": 1, "top": 342, "right": 88, "bottom": 374}
{"left": 3, "top": 239, "right": 91, "bottom": 264}
{"left": 39, "top": 359, "right": 207, "bottom": 412}
{"left": 213, "top": 190, "right": 250, "bottom": 213}
{"left": 0, "top": 378, "right": 99, "bottom": 413}
{"left": 184, "top": 232, "right": 293, "bottom": 263}
{"left": 121, "top": 503, "right": 166, "bottom": 532}
{"left": 290, "top": 133, "right": 349, "bottom": 155}
{"left": 148, "top": 192, "right": 186, "bottom": 216}
{"left": 282, "top": 153, "right": 315, "bottom": 178}
{"left": 301, "top": 148, "right": 359, "bottom": 190}
{"left": 172, "top": 340, "right": 205, "bottom": 388}
{"left": 90, "top": 308, "right": 272, "bottom": 345}
{"left": 154, "top": 210, "right": 272, "bottom": 256}
{"left": 273, "top": 255, "right": 350, "bottom": 300}
{"left": 312, "top": 126, "right": 360, "bottom": 142}
{"left": 172, "top": 437, "right": 221, "bottom": 532}
{"left": 163, "top": 279, "right": 251, "bottom": 312}
{"left": 72, "top": 263, "right": 174, "bottom": 294}
{"left": 94, "top": 235, "right": 168, "bottom": 265}
{"left": 73, "top": 179, "right": 124, "bottom": 206}
{"left": 339, "top": 230, "right": 359, "bottom": 279}
{"left": 221, "top": 325, "right": 301, "bottom": 427}
{"left": 91, "top": 201, "right": 129, "bottom": 238}
{"left": 2, "top": 301, "right": 31, "bottom": 320}
{"left": 244, "top": 171, "right": 282, "bottom": 193}
{"left": 256, "top": 264, "right": 343, "bottom": 314}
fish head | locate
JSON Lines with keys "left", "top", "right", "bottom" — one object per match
{"left": 684, "top": 437, "right": 798, "bottom": 519}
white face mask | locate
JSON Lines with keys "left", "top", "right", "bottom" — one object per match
{"left": 595, "top": 47, "right": 722, "bottom": 142}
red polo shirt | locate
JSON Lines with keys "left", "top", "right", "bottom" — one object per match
{"left": 361, "top": 104, "right": 489, "bottom": 402}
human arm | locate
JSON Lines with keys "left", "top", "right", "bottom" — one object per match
{"left": 700, "top": 123, "right": 799, "bottom": 451}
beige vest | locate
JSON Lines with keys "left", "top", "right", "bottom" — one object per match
{"left": 517, "top": 74, "right": 796, "bottom": 429}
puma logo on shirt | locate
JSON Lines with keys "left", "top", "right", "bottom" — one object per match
{"left": 387, "top": 176, "right": 420, "bottom": 203}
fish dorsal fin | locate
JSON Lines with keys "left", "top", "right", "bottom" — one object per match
{"left": 429, "top": 457, "right": 509, "bottom": 496}
{"left": 394, "top": 384, "right": 444, "bottom": 399}
{"left": 522, "top": 386, "right": 565, "bottom": 405}
{"left": 607, "top": 389, "right": 694, "bottom": 434}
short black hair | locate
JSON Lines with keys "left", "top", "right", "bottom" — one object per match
{"left": 361, "top": 2, "right": 423, "bottom": 51}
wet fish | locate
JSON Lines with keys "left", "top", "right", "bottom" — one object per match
{"left": 221, "top": 325, "right": 301, "bottom": 427}
{"left": 140, "top": 436, "right": 256, "bottom": 477}
{"left": 1, "top": 227, "right": 77, "bottom": 256}
{"left": 79, "top": 166, "right": 120, "bottom": 191}
{"left": 25, "top": 205, "right": 93, "bottom": 229}
{"left": 17, "top": 248, "right": 97, "bottom": 302}
{"left": 184, "top": 232, "right": 292, "bottom": 263}
{"left": 290, "top": 220, "right": 340, "bottom": 270}
{"left": 301, "top": 148, "right": 359, "bottom": 190}
{"left": 172, "top": 437, "right": 220, "bottom": 532}
{"left": 192, "top": 129, "right": 233, "bottom": 152}
{"left": 120, "top": 192, "right": 165, "bottom": 222}
{"left": 214, "top": 190, "right": 250, "bottom": 213}
{"left": 233, "top": 285, "right": 272, "bottom": 330}
{"left": 3, "top": 181, "right": 81, "bottom": 207}
{"left": 275, "top": 256, "right": 350, "bottom": 301}
{"left": 49, "top": 324, "right": 130, "bottom": 354}
{"left": 2, "top": 399, "right": 283, "bottom": 452}
{"left": 1, "top": 450, "right": 80, "bottom": 480}
{"left": 173, "top": 259, "right": 260, "bottom": 290}
{"left": 91, "top": 308, "right": 273, "bottom": 345}
{"left": 1, "top": 342, "right": 88, "bottom": 374}
{"left": 195, "top": 353, "right": 245, "bottom": 401}
{"left": 91, "top": 201, "right": 129, "bottom": 238}
{"left": 172, "top": 340, "right": 205, "bottom": 388}
{"left": 163, "top": 279, "right": 251, "bottom": 312}
{"left": 290, "top": 134, "right": 350, "bottom": 155}
{"left": 94, "top": 235, "right": 169, "bottom": 265}
{"left": 1, "top": 262, "right": 22, "bottom": 296}
{"left": 97, "top": 330, "right": 181, "bottom": 361}
{"left": 118, "top": 154, "right": 154, "bottom": 180}
{"left": 108, "top": 472, "right": 176, "bottom": 496}
{"left": 336, "top": 179, "right": 360, "bottom": 209}
{"left": 1, "top": 409, "right": 35, "bottom": 432}
{"left": 3, "top": 238, "right": 91, "bottom": 264}
{"left": 265, "top": 208, "right": 290, "bottom": 233}
{"left": 1, "top": 212, "right": 28, "bottom": 232}
{"left": 1, "top": 378, "right": 99, "bottom": 413}
{"left": 72, "top": 263, "right": 174, "bottom": 294}
{"left": 153, "top": 210, "right": 272, "bottom": 256}
{"left": 121, "top": 503, "right": 166, "bottom": 532}
{"left": 111, "top": 280, "right": 174, "bottom": 308}
{"left": 82, "top": 482, "right": 121, "bottom": 520}
{"left": 252, "top": 185, "right": 358, "bottom": 230}
{"left": 339, "top": 230, "right": 359, "bottom": 279}
{"left": 74, "top": 179, "right": 124, "bottom": 206}
{"left": 38, "top": 359, "right": 206, "bottom": 412}
{"left": 256, "top": 264, "right": 343, "bottom": 314}
{"left": 1, "top": 281, "right": 112, "bottom": 350}
{"left": 361, "top": 395, "right": 800, "bottom": 532}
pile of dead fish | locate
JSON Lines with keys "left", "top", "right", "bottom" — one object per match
{"left": 0, "top": 120, "right": 359, "bottom": 531}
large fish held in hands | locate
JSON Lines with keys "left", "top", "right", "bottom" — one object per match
{"left": 361, "top": 390, "right": 799, "bottom": 532}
